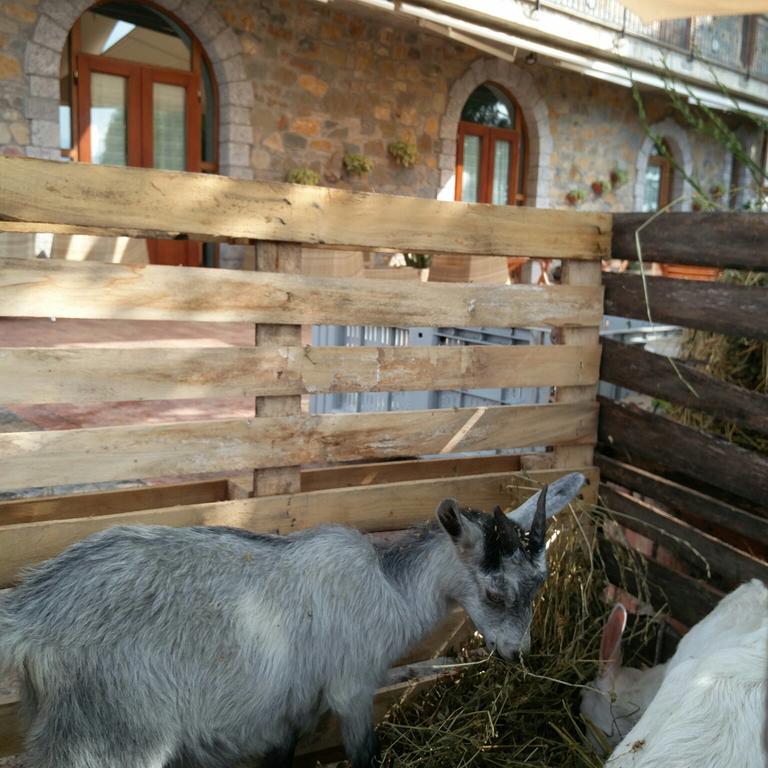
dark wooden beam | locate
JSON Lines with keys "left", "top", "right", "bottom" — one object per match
{"left": 612, "top": 212, "right": 768, "bottom": 271}
{"left": 600, "top": 339, "right": 768, "bottom": 436}
{"left": 602, "top": 273, "right": 768, "bottom": 341}
{"left": 596, "top": 454, "right": 768, "bottom": 550}
{"left": 598, "top": 537, "right": 723, "bottom": 628}
{"left": 599, "top": 482, "right": 768, "bottom": 585}
{"left": 598, "top": 397, "right": 768, "bottom": 510}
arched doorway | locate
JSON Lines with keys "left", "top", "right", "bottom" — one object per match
{"left": 60, "top": 1, "right": 218, "bottom": 265}
{"left": 455, "top": 83, "right": 527, "bottom": 206}
{"left": 641, "top": 139, "right": 675, "bottom": 213}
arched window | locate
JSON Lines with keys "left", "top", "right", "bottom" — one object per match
{"left": 642, "top": 139, "right": 674, "bottom": 212}
{"left": 455, "top": 83, "right": 527, "bottom": 206}
{"left": 60, "top": 1, "right": 218, "bottom": 265}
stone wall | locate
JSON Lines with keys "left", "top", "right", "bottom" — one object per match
{"left": 0, "top": 0, "right": 756, "bottom": 227}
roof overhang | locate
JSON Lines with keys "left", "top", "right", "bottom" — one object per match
{"left": 619, "top": 0, "right": 768, "bottom": 23}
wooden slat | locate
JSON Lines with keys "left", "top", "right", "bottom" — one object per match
{"left": 0, "top": 479, "right": 230, "bottom": 525}
{"left": 0, "top": 468, "right": 598, "bottom": 587}
{"left": 553, "top": 261, "right": 602, "bottom": 469}
{"left": 598, "top": 538, "right": 723, "bottom": 629}
{"left": 0, "top": 157, "right": 610, "bottom": 259}
{"left": 599, "top": 483, "right": 768, "bottom": 585}
{"left": 598, "top": 397, "right": 768, "bottom": 510}
{"left": 301, "top": 454, "right": 524, "bottom": 492}
{"left": 597, "top": 454, "right": 768, "bottom": 548}
{"left": 0, "top": 257, "right": 603, "bottom": 328}
{"left": 603, "top": 273, "right": 768, "bottom": 340}
{"left": 0, "top": 402, "right": 597, "bottom": 493}
{"left": 0, "top": 344, "right": 602, "bottom": 404}
{"left": 600, "top": 339, "right": 768, "bottom": 436}
{"left": 612, "top": 212, "right": 768, "bottom": 270}
{"left": 253, "top": 241, "right": 302, "bottom": 497}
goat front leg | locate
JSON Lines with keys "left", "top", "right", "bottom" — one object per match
{"left": 337, "top": 697, "right": 379, "bottom": 768}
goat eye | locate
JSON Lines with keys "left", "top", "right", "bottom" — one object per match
{"left": 485, "top": 589, "right": 505, "bottom": 606}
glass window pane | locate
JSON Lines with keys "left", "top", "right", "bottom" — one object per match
{"left": 461, "top": 84, "right": 514, "bottom": 128}
{"left": 153, "top": 82, "right": 186, "bottom": 171}
{"left": 643, "top": 164, "right": 662, "bottom": 212}
{"left": 492, "top": 140, "right": 510, "bottom": 205}
{"left": 90, "top": 72, "right": 127, "bottom": 165}
{"left": 461, "top": 134, "right": 481, "bottom": 203}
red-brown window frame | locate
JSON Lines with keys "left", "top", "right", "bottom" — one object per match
{"left": 649, "top": 140, "right": 674, "bottom": 210}
{"left": 455, "top": 83, "right": 527, "bottom": 206}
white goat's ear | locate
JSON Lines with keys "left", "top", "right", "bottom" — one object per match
{"left": 435, "top": 498, "right": 483, "bottom": 553}
{"left": 506, "top": 472, "right": 586, "bottom": 531}
{"left": 599, "top": 603, "right": 627, "bottom": 679}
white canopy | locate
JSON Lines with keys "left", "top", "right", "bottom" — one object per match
{"left": 619, "top": 0, "right": 768, "bottom": 23}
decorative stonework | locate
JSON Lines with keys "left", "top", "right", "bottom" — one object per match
{"left": 634, "top": 118, "right": 693, "bottom": 211}
{"left": 25, "top": 0, "right": 254, "bottom": 179}
{"left": 437, "top": 58, "right": 553, "bottom": 207}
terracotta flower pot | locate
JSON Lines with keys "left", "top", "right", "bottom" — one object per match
{"left": 659, "top": 264, "right": 722, "bottom": 281}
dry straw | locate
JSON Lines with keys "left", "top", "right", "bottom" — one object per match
{"left": 375, "top": 504, "right": 659, "bottom": 768}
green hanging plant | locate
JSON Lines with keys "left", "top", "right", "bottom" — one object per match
{"left": 285, "top": 167, "right": 320, "bottom": 185}
{"left": 565, "top": 189, "right": 586, "bottom": 206}
{"left": 343, "top": 153, "right": 374, "bottom": 176}
{"left": 610, "top": 167, "right": 629, "bottom": 188}
{"left": 387, "top": 139, "right": 418, "bottom": 168}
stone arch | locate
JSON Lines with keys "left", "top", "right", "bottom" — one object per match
{"left": 438, "top": 58, "right": 552, "bottom": 207}
{"left": 24, "top": 0, "right": 253, "bottom": 179}
{"left": 634, "top": 118, "right": 694, "bottom": 212}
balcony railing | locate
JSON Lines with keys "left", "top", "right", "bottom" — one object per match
{"left": 543, "top": 0, "right": 768, "bottom": 82}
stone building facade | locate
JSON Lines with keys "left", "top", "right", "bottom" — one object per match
{"left": 0, "top": 0, "right": 765, "bottom": 268}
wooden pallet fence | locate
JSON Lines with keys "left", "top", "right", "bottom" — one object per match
{"left": 600, "top": 338, "right": 768, "bottom": 436}
{"left": 598, "top": 397, "right": 768, "bottom": 511}
{"left": 0, "top": 156, "right": 610, "bottom": 259}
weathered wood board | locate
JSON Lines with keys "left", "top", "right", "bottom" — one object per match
{"left": 0, "top": 468, "right": 597, "bottom": 587}
{"left": 0, "top": 344, "right": 601, "bottom": 403}
{"left": 0, "top": 257, "right": 603, "bottom": 327}
{"left": 0, "top": 156, "right": 610, "bottom": 259}
{"left": 0, "top": 402, "right": 597, "bottom": 492}
{"left": 612, "top": 212, "right": 768, "bottom": 271}
{"left": 600, "top": 339, "right": 768, "bottom": 436}
{"left": 603, "top": 273, "right": 768, "bottom": 340}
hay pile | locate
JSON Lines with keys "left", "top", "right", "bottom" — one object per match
{"left": 670, "top": 270, "right": 767, "bottom": 455}
{"left": 377, "top": 508, "right": 659, "bottom": 768}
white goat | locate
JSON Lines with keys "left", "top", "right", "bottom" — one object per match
{"left": 580, "top": 579, "right": 768, "bottom": 763}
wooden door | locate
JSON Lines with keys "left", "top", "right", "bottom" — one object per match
{"left": 78, "top": 54, "right": 202, "bottom": 266}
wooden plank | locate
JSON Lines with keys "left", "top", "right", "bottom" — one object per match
{"left": 0, "top": 344, "right": 601, "bottom": 404}
{"left": 598, "top": 397, "right": 768, "bottom": 510}
{"left": 553, "top": 261, "right": 603, "bottom": 469}
{"left": 598, "top": 538, "right": 724, "bottom": 629}
{"left": 596, "top": 454, "right": 768, "bottom": 548}
{"left": 0, "top": 257, "right": 603, "bottom": 328}
{"left": 612, "top": 212, "right": 768, "bottom": 270}
{"left": 301, "top": 454, "right": 523, "bottom": 492}
{"left": 603, "top": 273, "right": 768, "bottom": 340}
{"left": 0, "top": 468, "right": 598, "bottom": 587}
{"left": 253, "top": 241, "right": 302, "bottom": 497}
{"left": 0, "top": 402, "right": 597, "bottom": 493}
{"left": 0, "top": 479, "right": 230, "bottom": 525}
{"left": 600, "top": 338, "right": 768, "bottom": 436}
{"left": 0, "top": 157, "right": 610, "bottom": 260}
{"left": 599, "top": 482, "right": 768, "bottom": 585}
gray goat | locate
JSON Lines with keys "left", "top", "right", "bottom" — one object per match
{"left": 0, "top": 472, "right": 584, "bottom": 768}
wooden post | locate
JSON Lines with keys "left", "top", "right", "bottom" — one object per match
{"left": 553, "top": 261, "right": 602, "bottom": 469}
{"left": 252, "top": 241, "right": 302, "bottom": 496}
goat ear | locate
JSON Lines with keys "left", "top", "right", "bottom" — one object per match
{"left": 528, "top": 484, "right": 548, "bottom": 556}
{"left": 506, "top": 472, "right": 585, "bottom": 531}
{"left": 599, "top": 603, "right": 628, "bottom": 679}
{"left": 436, "top": 498, "right": 483, "bottom": 553}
